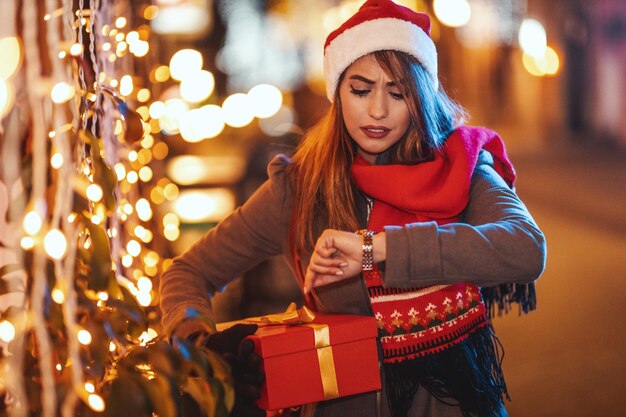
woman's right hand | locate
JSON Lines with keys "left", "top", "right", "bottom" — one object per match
{"left": 303, "top": 229, "right": 363, "bottom": 293}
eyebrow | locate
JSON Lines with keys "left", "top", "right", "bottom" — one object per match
{"left": 348, "top": 74, "right": 397, "bottom": 87}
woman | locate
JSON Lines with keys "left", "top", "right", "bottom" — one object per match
{"left": 159, "top": 1, "right": 546, "bottom": 416}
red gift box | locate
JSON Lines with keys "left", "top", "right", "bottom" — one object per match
{"left": 217, "top": 308, "right": 381, "bottom": 410}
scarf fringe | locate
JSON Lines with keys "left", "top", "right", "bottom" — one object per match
{"left": 384, "top": 323, "right": 509, "bottom": 417}
{"left": 481, "top": 282, "right": 536, "bottom": 318}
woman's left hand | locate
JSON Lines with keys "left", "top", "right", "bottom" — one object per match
{"left": 303, "top": 229, "right": 365, "bottom": 293}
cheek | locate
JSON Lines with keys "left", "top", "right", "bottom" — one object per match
{"left": 340, "top": 97, "right": 359, "bottom": 131}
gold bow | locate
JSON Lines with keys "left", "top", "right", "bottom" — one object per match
{"left": 246, "top": 302, "right": 316, "bottom": 326}
{"left": 245, "top": 302, "right": 340, "bottom": 400}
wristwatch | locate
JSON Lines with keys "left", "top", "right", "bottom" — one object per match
{"left": 355, "top": 229, "right": 375, "bottom": 271}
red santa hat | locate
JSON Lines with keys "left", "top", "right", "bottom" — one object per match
{"left": 323, "top": 0, "right": 438, "bottom": 101}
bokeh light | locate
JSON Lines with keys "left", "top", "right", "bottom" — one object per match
{"left": 169, "top": 49, "right": 203, "bottom": 81}
{"left": 433, "top": 0, "right": 472, "bottom": 28}
{"left": 222, "top": 93, "right": 254, "bottom": 128}
{"left": 248, "top": 84, "right": 283, "bottom": 119}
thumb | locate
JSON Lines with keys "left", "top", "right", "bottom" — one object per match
{"left": 303, "top": 268, "right": 316, "bottom": 294}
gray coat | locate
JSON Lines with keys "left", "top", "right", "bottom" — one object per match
{"left": 159, "top": 154, "right": 546, "bottom": 417}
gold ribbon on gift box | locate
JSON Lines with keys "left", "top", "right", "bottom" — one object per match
{"left": 245, "top": 302, "right": 339, "bottom": 400}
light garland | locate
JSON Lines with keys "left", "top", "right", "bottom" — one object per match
{"left": 1, "top": 1, "right": 241, "bottom": 416}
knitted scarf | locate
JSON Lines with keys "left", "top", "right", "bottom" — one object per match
{"left": 350, "top": 126, "right": 529, "bottom": 417}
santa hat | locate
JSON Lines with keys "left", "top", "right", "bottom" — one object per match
{"left": 323, "top": 0, "right": 438, "bottom": 101}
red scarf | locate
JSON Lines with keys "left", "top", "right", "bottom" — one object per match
{"left": 351, "top": 126, "right": 514, "bottom": 416}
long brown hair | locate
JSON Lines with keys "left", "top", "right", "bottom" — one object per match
{"left": 289, "top": 50, "right": 466, "bottom": 256}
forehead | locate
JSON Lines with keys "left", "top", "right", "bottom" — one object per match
{"left": 344, "top": 54, "right": 391, "bottom": 80}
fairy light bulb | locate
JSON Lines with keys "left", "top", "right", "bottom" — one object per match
{"left": 0, "top": 37, "right": 21, "bottom": 80}
{"left": 51, "top": 288, "right": 65, "bottom": 304}
{"left": 77, "top": 329, "right": 92, "bottom": 345}
{"left": 122, "top": 254, "right": 133, "bottom": 267}
{"left": 136, "top": 198, "right": 153, "bottom": 221}
{"left": 137, "top": 277, "right": 153, "bottom": 292}
{"left": 84, "top": 382, "right": 95, "bottom": 393}
{"left": 51, "top": 82, "right": 75, "bottom": 103}
{"left": 69, "top": 43, "right": 83, "bottom": 56}
{"left": 114, "top": 163, "right": 126, "bottom": 181}
{"left": 23, "top": 211, "right": 43, "bottom": 235}
{"left": 20, "top": 237, "right": 34, "bottom": 249}
{"left": 126, "top": 240, "right": 141, "bottom": 257}
{"left": 87, "top": 393, "right": 105, "bottom": 412}
{"left": 109, "top": 341, "right": 116, "bottom": 352}
{"left": 0, "top": 320, "right": 16, "bottom": 343}
{"left": 136, "top": 291, "right": 152, "bottom": 307}
{"left": 126, "top": 171, "right": 138, "bottom": 184}
{"left": 44, "top": 229, "right": 68, "bottom": 260}
{"left": 86, "top": 184, "right": 103, "bottom": 202}
{"left": 50, "top": 153, "right": 64, "bottom": 169}
{"left": 115, "top": 17, "right": 127, "bottom": 28}
{"left": 119, "top": 75, "right": 133, "bottom": 96}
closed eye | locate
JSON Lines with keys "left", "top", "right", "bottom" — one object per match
{"left": 350, "top": 87, "right": 370, "bottom": 97}
{"left": 389, "top": 92, "right": 404, "bottom": 100}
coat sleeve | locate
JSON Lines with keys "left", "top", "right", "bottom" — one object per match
{"left": 382, "top": 163, "right": 547, "bottom": 288}
{"left": 159, "top": 155, "right": 292, "bottom": 338}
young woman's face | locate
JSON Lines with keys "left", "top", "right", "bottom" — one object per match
{"left": 339, "top": 54, "right": 411, "bottom": 164}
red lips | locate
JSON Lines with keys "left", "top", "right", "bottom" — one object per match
{"left": 360, "top": 125, "right": 390, "bottom": 138}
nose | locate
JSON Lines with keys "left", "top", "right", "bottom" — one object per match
{"left": 368, "top": 89, "right": 388, "bottom": 120}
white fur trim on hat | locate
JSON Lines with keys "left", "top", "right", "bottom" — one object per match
{"left": 323, "top": 17, "right": 438, "bottom": 101}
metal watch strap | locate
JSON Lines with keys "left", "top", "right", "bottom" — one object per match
{"left": 356, "top": 229, "right": 375, "bottom": 271}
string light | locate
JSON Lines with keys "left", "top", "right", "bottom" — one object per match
{"left": 0, "top": 320, "right": 16, "bottom": 343}
{"left": 77, "top": 329, "right": 92, "bottom": 345}
{"left": 44, "top": 229, "right": 68, "bottom": 260}
{"left": 69, "top": 43, "right": 83, "bottom": 56}
{"left": 23, "top": 211, "right": 43, "bottom": 235}
{"left": 136, "top": 291, "right": 152, "bottom": 307}
{"left": 137, "top": 276, "right": 153, "bottom": 292}
{"left": 51, "top": 288, "right": 66, "bottom": 304}
{"left": 51, "top": 82, "right": 75, "bottom": 103}
{"left": 126, "top": 240, "right": 141, "bottom": 257}
{"left": 115, "top": 17, "right": 127, "bottom": 29}
{"left": 0, "top": 37, "right": 21, "bottom": 79}
{"left": 20, "top": 237, "right": 35, "bottom": 250}
{"left": 87, "top": 393, "right": 105, "bottom": 412}
{"left": 126, "top": 171, "right": 138, "bottom": 184}
{"left": 136, "top": 198, "right": 153, "bottom": 221}
{"left": 114, "top": 163, "right": 126, "bottom": 181}
{"left": 86, "top": 184, "right": 104, "bottom": 202}
{"left": 50, "top": 152, "right": 64, "bottom": 169}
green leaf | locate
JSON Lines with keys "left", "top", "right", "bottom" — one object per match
{"left": 204, "top": 350, "right": 235, "bottom": 411}
{"left": 104, "top": 374, "right": 152, "bottom": 417}
{"left": 129, "top": 374, "right": 177, "bottom": 417}
{"left": 182, "top": 377, "right": 215, "bottom": 417}
{"left": 83, "top": 221, "right": 112, "bottom": 291}
{"left": 80, "top": 131, "right": 117, "bottom": 213}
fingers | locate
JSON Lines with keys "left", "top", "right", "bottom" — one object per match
{"left": 303, "top": 267, "right": 316, "bottom": 294}
{"left": 230, "top": 323, "right": 259, "bottom": 339}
